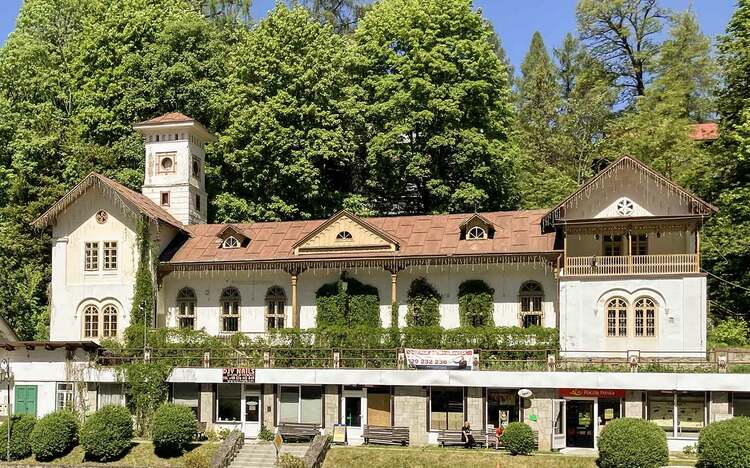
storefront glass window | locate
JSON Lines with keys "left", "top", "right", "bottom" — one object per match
{"left": 430, "top": 387, "right": 463, "bottom": 431}
{"left": 734, "top": 393, "right": 750, "bottom": 417}
{"left": 301, "top": 386, "right": 322, "bottom": 425}
{"left": 487, "top": 389, "right": 518, "bottom": 428}
{"left": 279, "top": 386, "right": 322, "bottom": 425}
{"left": 279, "top": 386, "right": 299, "bottom": 423}
{"left": 648, "top": 392, "right": 674, "bottom": 435}
{"left": 173, "top": 383, "right": 200, "bottom": 418}
{"left": 598, "top": 398, "right": 621, "bottom": 432}
{"left": 217, "top": 384, "right": 241, "bottom": 422}
{"left": 98, "top": 383, "right": 125, "bottom": 409}
{"left": 677, "top": 392, "right": 705, "bottom": 438}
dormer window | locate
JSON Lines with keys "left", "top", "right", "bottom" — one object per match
{"left": 222, "top": 236, "right": 240, "bottom": 249}
{"left": 336, "top": 231, "right": 353, "bottom": 241}
{"left": 466, "top": 226, "right": 487, "bottom": 240}
{"left": 616, "top": 197, "right": 635, "bottom": 216}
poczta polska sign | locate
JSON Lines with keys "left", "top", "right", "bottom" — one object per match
{"left": 222, "top": 368, "right": 255, "bottom": 383}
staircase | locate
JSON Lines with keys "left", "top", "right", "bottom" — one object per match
{"left": 230, "top": 441, "right": 310, "bottom": 468}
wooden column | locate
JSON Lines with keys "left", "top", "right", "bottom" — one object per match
{"left": 291, "top": 274, "right": 299, "bottom": 329}
{"left": 626, "top": 231, "right": 633, "bottom": 273}
{"left": 390, "top": 273, "right": 398, "bottom": 306}
{"left": 695, "top": 230, "right": 701, "bottom": 272}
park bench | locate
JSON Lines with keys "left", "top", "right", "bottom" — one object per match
{"left": 362, "top": 425, "right": 410, "bottom": 445}
{"left": 277, "top": 422, "right": 321, "bottom": 442}
{"left": 437, "top": 429, "right": 489, "bottom": 448}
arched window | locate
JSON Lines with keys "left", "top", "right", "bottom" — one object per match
{"left": 222, "top": 236, "right": 240, "bottom": 249}
{"left": 466, "top": 226, "right": 487, "bottom": 240}
{"left": 102, "top": 305, "right": 118, "bottom": 338}
{"left": 519, "top": 281, "right": 544, "bottom": 327}
{"left": 606, "top": 297, "right": 628, "bottom": 337}
{"left": 177, "top": 287, "right": 197, "bottom": 329}
{"left": 336, "top": 231, "right": 353, "bottom": 240}
{"left": 220, "top": 287, "right": 241, "bottom": 332}
{"left": 83, "top": 305, "right": 99, "bottom": 338}
{"left": 634, "top": 297, "right": 657, "bottom": 337}
{"left": 265, "top": 286, "right": 286, "bottom": 330}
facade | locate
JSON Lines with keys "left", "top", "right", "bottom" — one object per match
{"left": 3, "top": 113, "right": 738, "bottom": 452}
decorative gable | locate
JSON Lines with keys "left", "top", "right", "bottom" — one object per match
{"left": 293, "top": 211, "right": 399, "bottom": 255}
{"left": 217, "top": 224, "right": 250, "bottom": 249}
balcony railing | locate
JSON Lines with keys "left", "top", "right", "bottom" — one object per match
{"left": 563, "top": 254, "right": 699, "bottom": 276}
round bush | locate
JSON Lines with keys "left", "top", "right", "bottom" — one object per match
{"left": 499, "top": 421, "right": 535, "bottom": 455}
{"left": 31, "top": 409, "right": 79, "bottom": 460}
{"left": 697, "top": 416, "right": 750, "bottom": 468}
{"left": 0, "top": 414, "right": 36, "bottom": 460}
{"left": 597, "top": 418, "right": 668, "bottom": 468}
{"left": 151, "top": 403, "right": 197, "bottom": 455}
{"left": 80, "top": 405, "right": 133, "bottom": 461}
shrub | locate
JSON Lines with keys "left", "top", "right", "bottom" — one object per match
{"left": 151, "top": 403, "right": 197, "bottom": 455}
{"left": 258, "top": 425, "right": 274, "bottom": 441}
{"left": 709, "top": 318, "right": 749, "bottom": 348}
{"left": 597, "top": 418, "right": 668, "bottom": 468}
{"left": 278, "top": 453, "right": 305, "bottom": 468}
{"left": 697, "top": 416, "right": 750, "bottom": 468}
{"left": 183, "top": 449, "right": 210, "bottom": 468}
{"left": 406, "top": 278, "right": 441, "bottom": 327}
{"left": 0, "top": 414, "right": 36, "bottom": 460}
{"left": 80, "top": 405, "right": 133, "bottom": 461}
{"left": 458, "top": 280, "right": 495, "bottom": 327}
{"left": 30, "top": 409, "right": 79, "bottom": 460}
{"left": 499, "top": 422, "right": 535, "bottom": 455}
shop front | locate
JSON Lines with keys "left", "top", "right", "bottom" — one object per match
{"left": 558, "top": 388, "right": 625, "bottom": 449}
{"left": 340, "top": 385, "right": 392, "bottom": 445}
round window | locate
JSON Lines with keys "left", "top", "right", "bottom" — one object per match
{"left": 96, "top": 210, "right": 108, "bottom": 224}
{"left": 160, "top": 157, "right": 173, "bottom": 171}
{"left": 616, "top": 197, "right": 635, "bottom": 216}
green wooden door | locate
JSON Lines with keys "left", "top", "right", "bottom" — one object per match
{"left": 14, "top": 385, "right": 37, "bottom": 416}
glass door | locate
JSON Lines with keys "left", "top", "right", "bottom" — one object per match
{"left": 342, "top": 387, "right": 366, "bottom": 444}
{"left": 242, "top": 386, "right": 261, "bottom": 438}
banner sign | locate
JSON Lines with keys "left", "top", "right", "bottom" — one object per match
{"left": 559, "top": 388, "right": 625, "bottom": 398}
{"left": 404, "top": 348, "right": 474, "bottom": 370}
{"left": 222, "top": 367, "right": 256, "bottom": 383}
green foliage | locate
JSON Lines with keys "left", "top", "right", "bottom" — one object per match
{"left": 278, "top": 453, "right": 306, "bottom": 468}
{"left": 315, "top": 277, "right": 380, "bottom": 328}
{"left": 697, "top": 416, "right": 750, "bottom": 468}
{"left": 151, "top": 403, "right": 198, "bottom": 455}
{"left": 709, "top": 318, "right": 749, "bottom": 348}
{"left": 499, "top": 422, "right": 535, "bottom": 455}
{"left": 182, "top": 449, "right": 211, "bottom": 468}
{"left": 123, "top": 361, "right": 172, "bottom": 436}
{"left": 0, "top": 414, "right": 36, "bottom": 461}
{"left": 79, "top": 405, "right": 134, "bottom": 462}
{"left": 457, "top": 280, "right": 495, "bottom": 327}
{"left": 597, "top": 418, "right": 668, "bottom": 468}
{"left": 400, "top": 326, "right": 558, "bottom": 350}
{"left": 129, "top": 219, "right": 156, "bottom": 333}
{"left": 406, "top": 278, "right": 441, "bottom": 327}
{"left": 258, "top": 425, "right": 274, "bottom": 441}
{"left": 30, "top": 409, "right": 79, "bottom": 461}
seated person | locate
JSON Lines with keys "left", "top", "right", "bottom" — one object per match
{"left": 461, "top": 421, "right": 476, "bottom": 449}
{"left": 494, "top": 424, "right": 504, "bottom": 449}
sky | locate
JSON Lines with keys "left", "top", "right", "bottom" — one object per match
{"left": 0, "top": 0, "right": 737, "bottom": 72}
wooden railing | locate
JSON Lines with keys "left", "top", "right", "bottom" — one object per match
{"left": 563, "top": 254, "right": 699, "bottom": 276}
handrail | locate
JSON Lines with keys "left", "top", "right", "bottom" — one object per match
{"left": 564, "top": 254, "right": 699, "bottom": 276}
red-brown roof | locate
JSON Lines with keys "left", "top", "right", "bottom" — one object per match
{"left": 136, "top": 112, "right": 194, "bottom": 125}
{"left": 689, "top": 123, "right": 719, "bottom": 141}
{"left": 32, "top": 173, "right": 186, "bottom": 232}
{"left": 165, "top": 210, "right": 555, "bottom": 264}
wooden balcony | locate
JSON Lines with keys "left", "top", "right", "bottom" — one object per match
{"left": 563, "top": 254, "right": 699, "bottom": 276}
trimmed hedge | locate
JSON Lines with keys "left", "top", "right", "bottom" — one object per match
{"left": 0, "top": 414, "right": 36, "bottom": 461}
{"left": 406, "top": 278, "right": 441, "bottom": 327}
{"left": 597, "top": 418, "right": 668, "bottom": 468}
{"left": 80, "top": 405, "right": 133, "bottom": 461}
{"left": 30, "top": 409, "right": 79, "bottom": 460}
{"left": 500, "top": 422, "right": 535, "bottom": 455}
{"left": 152, "top": 403, "right": 198, "bottom": 455}
{"left": 697, "top": 416, "right": 750, "bottom": 467}
{"left": 315, "top": 277, "right": 380, "bottom": 328}
{"left": 458, "top": 280, "right": 495, "bottom": 327}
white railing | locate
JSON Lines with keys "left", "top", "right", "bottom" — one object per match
{"left": 564, "top": 254, "right": 699, "bottom": 276}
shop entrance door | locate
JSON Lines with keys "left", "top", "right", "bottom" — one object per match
{"left": 242, "top": 386, "right": 261, "bottom": 438}
{"left": 566, "top": 400, "right": 594, "bottom": 448}
{"left": 342, "top": 387, "right": 366, "bottom": 444}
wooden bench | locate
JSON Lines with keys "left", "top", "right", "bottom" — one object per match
{"left": 362, "top": 425, "right": 410, "bottom": 446}
{"left": 437, "top": 429, "right": 489, "bottom": 448}
{"left": 277, "top": 422, "right": 321, "bottom": 442}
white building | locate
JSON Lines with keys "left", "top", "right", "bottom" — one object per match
{"left": 4, "top": 113, "right": 739, "bottom": 452}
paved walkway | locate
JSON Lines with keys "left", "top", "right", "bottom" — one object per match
{"left": 229, "top": 440, "right": 309, "bottom": 468}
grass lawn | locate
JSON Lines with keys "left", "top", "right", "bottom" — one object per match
{"left": 323, "top": 446, "right": 598, "bottom": 468}
{"left": 13, "top": 441, "right": 219, "bottom": 467}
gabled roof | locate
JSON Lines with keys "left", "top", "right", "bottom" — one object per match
{"left": 133, "top": 112, "right": 217, "bottom": 142}
{"left": 217, "top": 224, "right": 251, "bottom": 240}
{"left": 31, "top": 172, "right": 187, "bottom": 232}
{"left": 689, "top": 123, "right": 719, "bottom": 141}
{"left": 291, "top": 210, "right": 402, "bottom": 250}
{"left": 136, "top": 112, "right": 194, "bottom": 125}
{"left": 459, "top": 213, "right": 496, "bottom": 230}
{"left": 541, "top": 155, "right": 717, "bottom": 232}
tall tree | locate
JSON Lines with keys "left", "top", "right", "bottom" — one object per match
{"left": 352, "top": 0, "right": 519, "bottom": 214}
{"left": 303, "top": 0, "right": 369, "bottom": 33}
{"left": 554, "top": 33, "right": 586, "bottom": 100}
{"left": 577, "top": 0, "right": 669, "bottom": 100}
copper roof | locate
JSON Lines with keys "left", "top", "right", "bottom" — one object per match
{"left": 165, "top": 210, "right": 555, "bottom": 264}
{"left": 689, "top": 123, "right": 719, "bottom": 141}
{"left": 32, "top": 172, "right": 186, "bottom": 232}
{"left": 136, "top": 112, "right": 194, "bottom": 125}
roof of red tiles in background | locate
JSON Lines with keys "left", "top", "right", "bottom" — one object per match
{"left": 166, "top": 210, "right": 556, "bottom": 264}
{"left": 136, "top": 112, "right": 194, "bottom": 125}
{"left": 689, "top": 123, "right": 719, "bottom": 141}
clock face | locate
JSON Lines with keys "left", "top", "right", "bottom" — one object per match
{"left": 616, "top": 198, "right": 634, "bottom": 216}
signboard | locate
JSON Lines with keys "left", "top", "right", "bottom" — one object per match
{"left": 332, "top": 424, "right": 347, "bottom": 445}
{"left": 222, "top": 368, "right": 256, "bottom": 383}
{"left": 559, "top": 388, "right": 626, "bottom": 398}
{"left": 404, "top": 348, "right": 474, "bottom": 370}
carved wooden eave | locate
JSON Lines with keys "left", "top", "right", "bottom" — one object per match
{"left": 541, "top": 156, "right": 718, "bottom": 233}
{"left": 561, "top": 215, "right": 705, "bottom": 235}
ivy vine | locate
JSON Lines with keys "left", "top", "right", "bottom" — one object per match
{"left": 315, "top": 275, "right": 381, "bottom": 327}
{"left": 406, "top": 277, "right": 441, "bottom": 327}
{"left": 458, "top": 279, "right": 495, "bottom": 327}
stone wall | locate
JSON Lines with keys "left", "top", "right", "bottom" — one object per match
{"left": 624, "top": 390, "right": 644, "bottom": 418}
{"left": 324, "top": 385, "right": 339, "bottom": 433}
{"left": 466, "top": 387, "right": 484, "bottom": 429}
{"left": 710, "top": 391, "right": 730, "bottom": 422}
{"left": 263, "top": 384, "right": 275, "bottom": 429}
{"left": 393, "top": 386, "right": 428, "bottom": 446}
{"left": 200, "top": 383, "right": 214, "bottom": 430}
{"left": 522, "top": 389, "right": 554, "bottom": 451}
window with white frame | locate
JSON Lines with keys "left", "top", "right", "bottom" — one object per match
{"left": 102, "top": 304, "right": 118, "bottom": 338}
{"left": 177, "top": 287, "right": 197, "bottom": 329}
{"left": 278, "top": 386, "right": 322, "bottom": 425}
{"left": 430, "top": 387, "right": 464, "bottom": 431}
{"left": 222, "top": 236, "right": 240, "bottom": 249}
{"left": 335, "top": 231, "right": 353, "bottom": 241}
{"left": 265, "top": 286, "right": 286, "bottom": 330}
{"left": 519, "top": 281, "right": 543, "bottom": 328}
{"left": 85, "top": 242, "right": 99, "bottom": 271}
{"left": 83, "top": 305, "right": 99, "bottom": 338}
{"left": 634, "top": 297, "right": 657, "bottom": 337}
{"left": 647, "top": 391, "right": 706, "bottom": 439}
{"left": 466, "top": 226, "right": 487, "bottom": 240}
{"left": 220, "top": 287, "right": 240, "bottom": 332}
{"left": 103, "top": 241, "right": 118, "bottom": 270}
{"left": 56, "top": 382, "right": 74, "bottom": 410}
{"left": 606, "top": 297, "right": 628, "bottom": 337}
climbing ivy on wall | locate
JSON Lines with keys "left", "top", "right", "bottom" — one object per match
{"left": 315, "top": 275, "right": 381, "bottom": 328}
{"left": 127, "top": 218, "right": 158, "bottom": 348}
{"left": 406, "top": 277, "right": 441, "bottom": 327}
{"left": 121, "top": 361, "right": 172, "bottom": 436}
{"left": 458, "top": 280, "right": 495, "bottom": 327}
